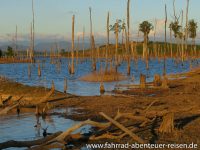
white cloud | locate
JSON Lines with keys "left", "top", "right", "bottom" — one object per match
{"left": 149, "top": 19, "right": 165, "bottom": 37}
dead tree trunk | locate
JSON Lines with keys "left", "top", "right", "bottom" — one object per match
{"left": 106, "top": 11, "right": 110, "bottom": 71}
{"left": 70, "top": 15, "right": 75, "bottom": 74}
{"left": 127, "top": 0, "right": 131, "bottom": 75}
{"left": 185, "top": 0, "right": 190, "bottom": 52}
{"left": 82, "top": 26, "right": 85, "bottom": 59}
{"left": 115, "top": 19, "right": 119, "bottom": 71}
{"left": 163, "top": 4, "right": 167, "bottom": 76}
{"left": 31, "top": 0, "right": 35, "bottom": 60}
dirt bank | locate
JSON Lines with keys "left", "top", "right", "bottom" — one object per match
{"left": 1, "top": 69, "right": 200, "bottom": 120}
{"left": 1, "top": 69, "right": 200, "bottom": 148}
{"left": 0, "top": 58, "right": 31, "bottom": 64}
{"left": 79, "top": 70, "right": 126, "bottom": 82}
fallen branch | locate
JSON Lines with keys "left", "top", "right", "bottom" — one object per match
{"left": 47, "top": 119, "right": 110, "bottom": 144}
{"left": 0, "top": 103, "right": 19, "bottom": 115}
{"left": 143, "top": 100, "right": 159, "bottom": 115}
{"left": 115, "top": 112, "right": 150, "bottom": 122}
{"left": 2, "top": 96, "right": 12, "bottom": 106}
{"left": 90, "top": 127, "right": 137, "bottom": 140}
{"left": 99, "top": 112, "right": 145, "bottom": 144}
{"left": 36, "top": 84, "right": 55, "bottom": 105}
{"left": 0, "top": 96, "right": 23, "bottom": 115}
{"left": 0, "top": 131, "right": 62, "bottom": 149}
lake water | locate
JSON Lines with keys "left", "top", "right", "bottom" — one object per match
{"left": 0, "top": 57, "right": 199, "bottom": 96}
{"left": 0, "top": 108, "right": 91, "bottom": 150}
{"left": 0, "top": 57, "right": 199, "bottom": 150}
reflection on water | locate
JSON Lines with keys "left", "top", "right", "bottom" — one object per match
{"left": 0, "top": 109, "right": 91, "bottom": 148}
{"left": 0, "top": 58, "right": 199, "bottom": 96}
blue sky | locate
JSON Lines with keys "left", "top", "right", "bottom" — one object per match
{"left": 0, "top": 0, "right": 199, "bottom": 43}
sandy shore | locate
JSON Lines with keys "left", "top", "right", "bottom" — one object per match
{"left": 1, "top": 69, "right": 200, "bottom": 147}
{"left": 0, "top": 58, "right": 31, "bottom": 64}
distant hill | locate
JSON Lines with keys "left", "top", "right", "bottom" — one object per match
{"left": 0, "top": 41, "right": 91, "bottom": 51}
{"left": 1, "top": 39, "right": 200, "bottom": 52}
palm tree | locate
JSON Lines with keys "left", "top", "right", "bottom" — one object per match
{"left": 109, "top": 19, "right": 123, "bottom": 57}
{"left": 169, "top": 21, "right": 181, "bottom": 39}
{"left": 169, "top": 21, "right": 182, "bottom": 56}
{"left": 188, "top": 19, "right": 198, "bottom": 53}
{"left": 139, "top": 21, "right": 153, "bottom": 58}
{"left": 109, "top": 20, "right": 123, "bottom": 34}
{"left": 110, "top": 20, "right": 125, "bottom": 71}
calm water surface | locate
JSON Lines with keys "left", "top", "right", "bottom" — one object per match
{"left": 0, "top": 57, "right": 199, "bottom": 96}
{"left": 0, "top": 108, "right": 91, "bottom": 150}
{"left": 0, "top": 57, "right": 199, "bottom": 150}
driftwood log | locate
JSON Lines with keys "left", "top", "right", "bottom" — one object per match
{"left": 0, "top": 103, "right": 19, "bottom": 115}
{"left": 0, "top": 81, "right": 55, "bottom": 116}
{"left": 0, "top": 131, "right": 62, "bottom": 149}
{"left": 35, "top": 82, "right": 55, "bottom": 105}
{"left": 1, "top": 98, "right": 197, "bottom": 149}
{"left": 0, "top": 96, "right": 3, "bottom": 106}
{"left": 34, "top": 82, "right": 55, "bottom": 115}
{"left": 0, "top": 96, "right": 23, "bottom": 115}
{"left": 159, "top": 112, "right": 174, "bottom": 133}
{"left": 47, "top": 119, "right": 110, "bottom": 144}
{"left": 1, "top": 96, "right": 12, "bottom": 106}
{"left": 99, "top": 112, "right": 145, "bottom": 144}
{"left": 90, "top": 127, "right": 137, "bottom": 140}
{"left": 27, "top": 109, "right": 153, "bottom": 149}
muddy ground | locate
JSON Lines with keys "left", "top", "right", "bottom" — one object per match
{"left": 0, "top": 69, "right": 200, "bottom": 149}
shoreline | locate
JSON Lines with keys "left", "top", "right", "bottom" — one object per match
{"left": 1, "top": 69, "right": 200, "bottom": 148}
{"left": 0, "top": 68, "right": 200, "bottom": 120}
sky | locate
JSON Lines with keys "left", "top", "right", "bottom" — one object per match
{"left": 0, "top": 0, "right": 199, "bottom": 43}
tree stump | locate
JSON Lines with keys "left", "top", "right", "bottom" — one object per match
{"left": 162, "top": 76, "right": 168, "bottom": 89}
{"left": 100, "top": 83, "right": 105, "bottom": 94}
{"left": 127, "top": 57, "right": 131, "bottom": 76}
{"left": 35, "top": 105, "right": 41, "bottom": 116}
{"left": 92, "top": 62, "right": 96, "bottom": 71}
{"left": 68, "top": 64, "right": 71, "bottom": 74}
{"left": 140, "top": 74, "right": 146, "bottom": 88}
{"left": 38, "top": 64, "right": 41, "bottom": 77}
{"left": 51, "top": 81, "right": 55, "bottom": 91}
{"left": 0, "top": 96, "right": 3, "bottom": 106}
{"left": 153, "top": 74, "right": 162, "bottom": 86}
{"left": 64, "top": 77, "right": 67, "bottom": 93}
{"left": 159, "top": 112, "right": 174, "bottom": 134}
{"left": 127, "top": 65, "right": 131, "bottom": 76}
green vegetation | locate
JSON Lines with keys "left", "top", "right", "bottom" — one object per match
{"left": 188, "top": 19, "right": 198, "bottom": 39}
{"left": 57, "top": 41, "right": 200, "bottom": 58}
{"left": 59, "top": 49, "right": 66, "bottom": 56}
{"left": 0, "top": 49, "right": 2, "bottom": 57}
{"left": 6, "top": 46, "right": 14, "bottom": 57}
{"left": 109, "top": 19, "right": 125, "bottom": 34}
{"left": 139, "top": 21, "right": 153, "bottom": 58}
{"left": 188, "top": 19, "right": 198, "bottom": 49}
{"left": 169, "top": 21, "right": 182, "bottom": 39}
{"left": 139, "top": 21, "right": 153, "bottom": 41}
